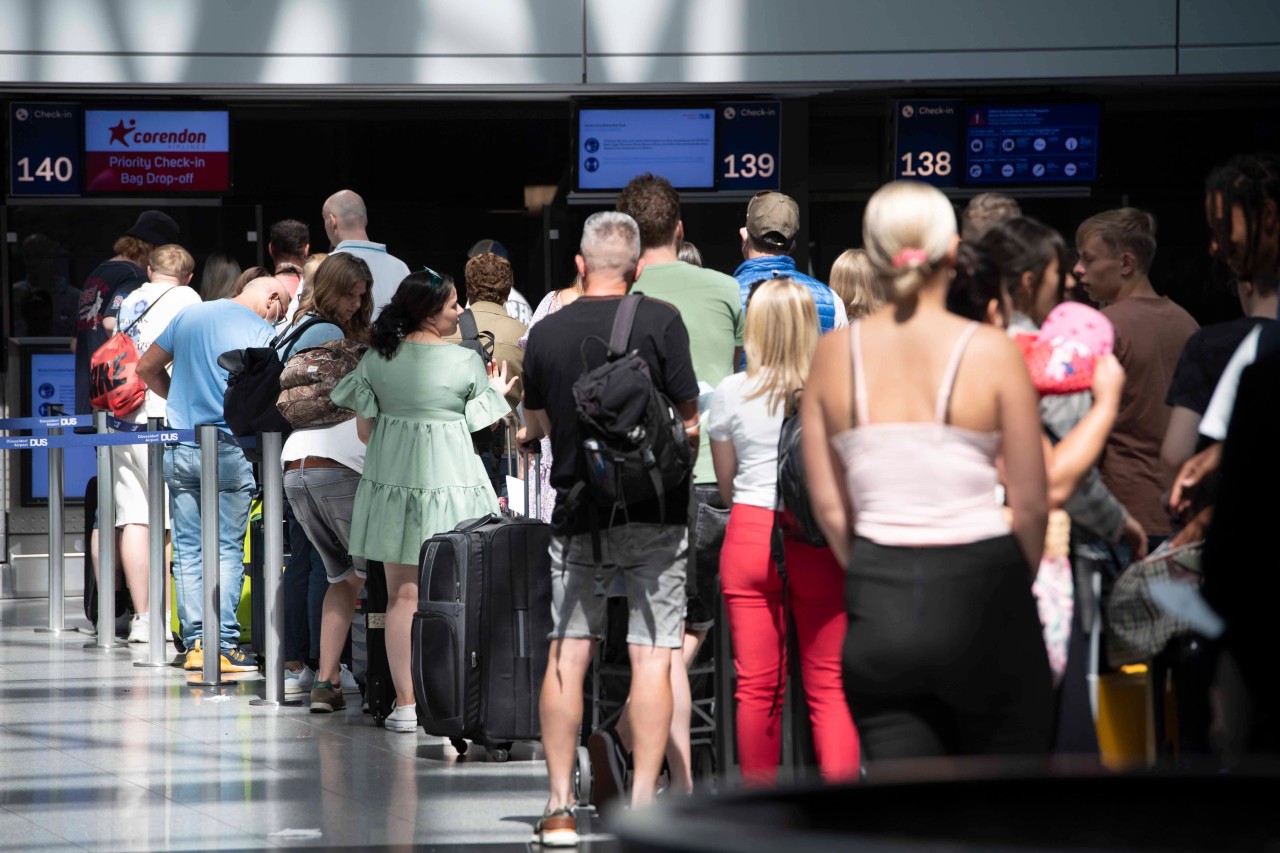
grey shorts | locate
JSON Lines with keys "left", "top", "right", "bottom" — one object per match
{"left": 283, "top": 466, "right": 367, "bottom": 583}
{"left": 549, "top": 523, "right": 688, "bottom": 649}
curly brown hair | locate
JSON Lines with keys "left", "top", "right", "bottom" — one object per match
{"left": 616, "top": 173, "right": 680, "bottom": 250}
{"left": 465, "top": 252, "right": 513, "bottom": 305}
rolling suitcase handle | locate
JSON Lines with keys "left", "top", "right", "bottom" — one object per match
{"left": 504, "top": 414, "right": 541, "bottom": 519}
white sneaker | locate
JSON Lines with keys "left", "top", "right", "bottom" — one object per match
{"left": 384, "top": 702, "right": 418, "bottom": 733}
{"left": 127, "top": 613, "right": 150, "bottom": 644}
{"left": 284, "top": 665, "right": 315, "bottom": 695}
{"left": 338, "top": 663, "right": 360, "bottom": 695}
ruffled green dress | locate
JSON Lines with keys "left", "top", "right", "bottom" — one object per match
{"left": 330, "top": 342, "right": 511, "bottom": 565}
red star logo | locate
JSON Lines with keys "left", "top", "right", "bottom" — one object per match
{"left": 108, "top": 119, "right": 132, "bottom": 147}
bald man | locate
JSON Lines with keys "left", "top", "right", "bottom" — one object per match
{"left": 137, "top": 275, "right": 291, "bottom": 673}
{"left": 322, "top": 189, "right": 410, "bottom": 319}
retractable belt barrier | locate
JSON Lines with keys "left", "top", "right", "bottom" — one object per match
{"left": 2, "top": 412, "right": 283, "bottom": 701}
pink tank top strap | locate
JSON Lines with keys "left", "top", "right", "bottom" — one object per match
{"left": 850, "top": 319, "right": 870, "bottom": 426}
{"left": 934, "top": 322, "right": 980, "bottom": 425}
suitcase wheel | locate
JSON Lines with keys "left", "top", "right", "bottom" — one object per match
{"left": 451, "top": 738, "right": 469, "bottom": 756}
{"left": 574, "top": 745, "right": 592, "bottom": 806}
{"left": 490, "top": 743, "right": 511, "bottom": 763}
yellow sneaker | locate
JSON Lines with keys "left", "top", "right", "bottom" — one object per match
{"left": 183, "top": 640, "right": 203, "bottom": 671}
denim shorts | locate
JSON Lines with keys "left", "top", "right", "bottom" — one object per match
{"left": 283, "top": 465, "right": 366, "bottom": 583}
{"left": 686, "top": 484, "right": 729, "bottom": 632}
{"left": 548, "top": 523, "right": 688, "bottom": 649}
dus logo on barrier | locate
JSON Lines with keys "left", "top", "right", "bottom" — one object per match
{"left": 30, "top": 438, "right": 48, "bottom": 447}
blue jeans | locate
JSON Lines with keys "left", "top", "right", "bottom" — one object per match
{"left": 164, "top": 442, "right": 255, "bottom": 651}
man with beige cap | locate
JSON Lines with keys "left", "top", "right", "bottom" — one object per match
{"left": 732, "top": 190, "right": 846, "bottom": 338}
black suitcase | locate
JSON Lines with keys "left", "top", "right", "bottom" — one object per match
{"left": 362, "top": 560, "right": 396, "bottom": 725}
{"left": 412, "top": 440, "right": 551, "bottom": 761}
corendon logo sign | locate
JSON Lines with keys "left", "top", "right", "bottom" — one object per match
{"left": 107, "top": 118, "right": 209, "bottom": 149}
{"left": 84, "top": 110, "right": 229, "bottom": 192}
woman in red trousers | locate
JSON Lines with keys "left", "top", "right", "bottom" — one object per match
{"left": 708, "top": 277, "right": 860, "bottom": 786}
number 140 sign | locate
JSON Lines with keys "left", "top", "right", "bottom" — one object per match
{"left": 9, "top": 103, "right": 82, "bottom": 196}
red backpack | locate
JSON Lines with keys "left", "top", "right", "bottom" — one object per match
{"left": 89, "top": 289, "right": 175, "bottom": 418}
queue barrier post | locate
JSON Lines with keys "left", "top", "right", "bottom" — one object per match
{"left": 34, "top": 425, "right": 66, "bottom": 635}
{"left": 135, "top": 417, "right": 174, "bottom": 668}
{"left": 85, "top": 411, "right": 125, "bottom": 650}
{"left": 190, "top": 424, "right": 226, "bottom": 688}
{"left": 251, "top": 431, "right": 299, "bottom": 707}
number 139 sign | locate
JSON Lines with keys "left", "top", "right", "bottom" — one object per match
{"left": 717, "top": 101, "right": 781, "bottom": 192}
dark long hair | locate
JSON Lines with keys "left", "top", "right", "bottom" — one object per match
{"left": 369, "top": 269, "right": 455, "bottom": 359}
{"left": 979, "top": 216, "right": 1068, "bottom": 310}
{"left": 948, "top": 241, "right": 1002, "bottom": 323}
{"left": 1206, "top": 153, "right": 1280, "bottom": 285}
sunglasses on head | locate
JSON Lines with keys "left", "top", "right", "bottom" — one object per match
{"left": 421, "top": 266, "right": 445, "bottom": 287}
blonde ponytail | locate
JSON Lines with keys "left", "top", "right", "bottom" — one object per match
{"left": 862, "top": 181, "right": 957, "bottom": 302}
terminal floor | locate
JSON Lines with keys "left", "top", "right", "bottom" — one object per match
{"left": 0, "top": 599, "right": 616, "bottom": 852}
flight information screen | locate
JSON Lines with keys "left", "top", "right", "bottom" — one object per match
{"left": 964, "top": 103, "right": 1100, "bottom": 184}
{"left": 577, "top": 108, "right": 717, "bottom": 191}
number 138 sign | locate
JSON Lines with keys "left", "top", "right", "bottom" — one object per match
{"left": 894, "top": 100, "right": 961, "bottom": 189}
{"left": 9, "top": 103, "right": 82, "bottom": 196}
{"left": 717, "top": 101, "right": 781, "bottom": 192}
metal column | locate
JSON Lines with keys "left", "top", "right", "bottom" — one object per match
{"left": 136, "top": 418, "right": 174, "bottom": 667}
{"left": 190, "top": 425, "right": 224, "bottom": 688}
{"left": 85, "top": 411, "right": 124, "bottom": 650}
{"left": 34, "top": 426, "right": 66, "bottom": 634}
{"left": 251, "top": 432, "right": 298, "bottom": 706}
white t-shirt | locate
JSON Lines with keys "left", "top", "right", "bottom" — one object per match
{"left": 281, "top": 417, "right": 366, "bottom": 473}
{"left": 505, "top": 287, "right": 533, "bottom": 325}
{"left": 117, "top": 282, "right": 202, "bottom": 421}
{"left": 332, "top": 240, "right": 411, "bottom": 321}
{"left": 707, "top": 372, "right": 784, "bottom": 510}
{"left": 1200, "top": 325, "right": 1261, "bottom": 442}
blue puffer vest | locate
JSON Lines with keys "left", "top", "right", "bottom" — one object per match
{"left": 733, "top": 255, "right": 839, "bottom": 333}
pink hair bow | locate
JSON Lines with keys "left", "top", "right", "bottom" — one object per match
{"left": 892, "top": 248, "right": 928, "bottom": 268}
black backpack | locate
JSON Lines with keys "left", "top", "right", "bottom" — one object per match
{"left": 457, "top": 308, "right": 495, "bottom": 366}
{"left": 219, "top": 316, "right": 328, "bottom": 440}
{"left": 776, "top": 390, "right": 827, "bottom": 547}
{"left": 457, "top": 308, "right": 499, "bottom": 454}
{"left": 571, "top": 294, "right": 692, "bottom": 527}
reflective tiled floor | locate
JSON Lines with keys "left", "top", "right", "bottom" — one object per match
{"left": 0, "top": 599, "right": 614, "bottom": 852}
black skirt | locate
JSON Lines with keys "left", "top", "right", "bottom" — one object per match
{"left": 843, "top": 534, "right": 1054, "bottom": 761}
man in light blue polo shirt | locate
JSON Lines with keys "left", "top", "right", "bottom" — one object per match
{"left": 137, "top": 276, "right": 290, "bottom": 673}
{"left": 322, "top": 189, "right": 411, "bottom": 319}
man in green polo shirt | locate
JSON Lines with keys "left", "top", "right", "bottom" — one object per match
{"left": 594, "top": 172, "right": 742, "bottom": 801}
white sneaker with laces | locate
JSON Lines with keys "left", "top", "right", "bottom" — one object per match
{"left": 284, "top": 665, "right": 315, "bottom": 695}
{"left": 127, "top": 613, "right": 150, "bottom": 644}
{"left": 338, "top": 663, "right": 360, "bottom": 695}
{"left": 384, "top": 702, "right": 418, "bottom": 733}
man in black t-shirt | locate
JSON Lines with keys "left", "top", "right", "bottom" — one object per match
{"left": 1161, "top": 273, "right": 1275, "bottom": 473}
{"left": 519, "top": 211, "right": 699, "bottom": 844}
{"left": 73, "top": 210, "right": 179, "bottom": 417}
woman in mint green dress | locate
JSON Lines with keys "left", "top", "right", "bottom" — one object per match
{"left": 331, "top": 268, "right": 514, "bottom": 732}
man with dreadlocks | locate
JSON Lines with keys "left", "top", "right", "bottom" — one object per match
{"left": 1161, "top": 152, "right": 1280, "bottom": 757}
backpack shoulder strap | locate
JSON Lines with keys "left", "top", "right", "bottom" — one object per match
{"left": 273, "top": 315, "right": 329, "bottom": 352}
{"left": 120, "top": 286, "right": 176, "bottom": 336}
{"left": 607, "top": 294, "right": 643, "bottom": 358}
{"left": 458, "top": 308, "right": 480, "bottom": 343}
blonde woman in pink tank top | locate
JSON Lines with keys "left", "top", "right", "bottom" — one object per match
{"left": 801, "top": 180, "right": 1054, "bottom": 763}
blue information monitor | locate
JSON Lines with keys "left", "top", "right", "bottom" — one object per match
{"left": 578, "top": 108, "right": 716, "bottom": 191}
{"left": 8, "top": 103, "right": 82, "bottom": 196}
{"left": 26, "top": 352, "right": 95, "bottom": 504}
{"left": 965, "top": 104, "right": 1100, "bottom": 184}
